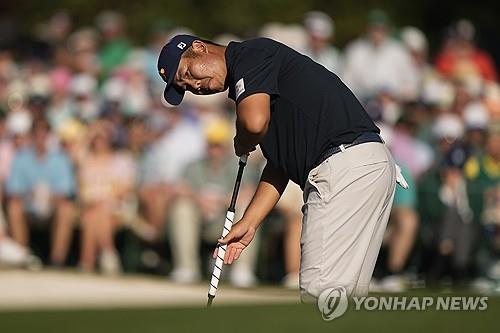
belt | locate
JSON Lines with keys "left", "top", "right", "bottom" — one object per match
{"left": 310, "top": 132, "right": 384, "bottom": 170}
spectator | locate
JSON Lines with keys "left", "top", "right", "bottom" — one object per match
{"left": 376, "top": 163, "right": 419, "bottom": 292}
{"left": 465, "top": 123, "right": 500, "bottom": 284}
{"left": 276, "top": 182, "right": 303, "bottom": 289}
{"left": 0, "top": 112, "right": 40, "bottom": 269}
{"left": 168, "top": 118, "right": 260, "bottom": 287}
{"left": 383, "top": 111, "right": 434, "bottom": 178}
{"left": 431, "top": 113, "right": 465, "bottom": 164}
{"left": 78, "top": 120, "right": 136, "bottom": 274}
{"left": 0, "top": 10, "right": 498, "bottom": 291}
{"left": 484, "top": 83, "right": 500, "bottom": 119}
{"left": 401, "top": 26, "right": 441, "bottom": 99}
{"left": 139, "top": 106, "right": 204, "bottom": 237}
{"left": 435, "top": 145, "right": 475, "bottom": 284}
{"left": 463, "top": 101, "right": 490, "bottom": 156}
{"left": 401, "top": 27, "right": 429, "bottom": 74}
{"left": 37, "top": 11, "right": 73, "bottom": 48}
{"left": 343, "top": 9, "right": 419, "bottom": 101}
{"left": 435, "top": 20, "right": 497, "bottom": 85}
{"left": 102, "top": 50, "right": 152, "bottom": 117}
{"left": 0, "top": 107, "right": 12, "bottom": 236}
{"left": 450, "top": 80, "right": 475, "bottom": 116}
{"left": 47, "top": 67, "right": 73, "bottom": 131}
{"left": 5, "top": 118, "right": 75, "bottom": 265}
{"left": 57, "top": 117, "right": 87, "bottom": 166}
{"left": 418, "top": 144, "right": 475, "bottom": 285}
{"left": 125, "top": 116, "right": 147, "bottom": 158}
{"left": 417, "top": 157, "right": 447, "bottom": 282}
{"left": 3, "top": 107, "right": 32, "bottom": 173}
{"left": 145, "top": 20, "right": 175, "bottom": 95}
{"left": 95, "top": 11, "right": 131, "bottom": 80}
{"left": 67, "top": 28, "right": 99, "bottom": 76}
{"left": 0, "top": 49, "right": 19, "bottom": 95}
{"left": 302, "top": 11, "right": 342, "bottom": 73}
{"left": 70, "top": 74, "right": 99, "bottom": 122}
{"left": 118, "top": 116, "right": 156, "bottom": 240}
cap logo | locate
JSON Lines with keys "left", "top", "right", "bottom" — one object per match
{"left": 177, "top": 42, "right": 187, "bottom": 50}
{"left": 159, "top": 67, "right": 167, "bottom": 81}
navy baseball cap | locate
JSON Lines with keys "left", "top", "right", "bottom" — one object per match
{"left": 157, "top": 34, "right": 198, "bottom": 105}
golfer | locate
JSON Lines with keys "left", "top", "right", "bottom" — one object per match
{"left": 157, "top": 35, "right": 407, "bottom": 300}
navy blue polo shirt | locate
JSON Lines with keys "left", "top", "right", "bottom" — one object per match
{"left": 224, "top": 38, "right": 379, "bottom": 189}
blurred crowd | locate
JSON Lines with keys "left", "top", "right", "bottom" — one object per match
{"left": 0, "top": 9, "right": 499, "bottom": 294}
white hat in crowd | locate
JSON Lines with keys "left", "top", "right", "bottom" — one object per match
{"left": 400, "top": 26, "right": 427, "bottom": 53}
{"left": 463, "top": 102, "right": 489, "bottom": 130}
{"left": 6, "top": 110, "right": 32, "bottom": 135}
{"left": 433, "top": 113, "right": 464, "bottom": 141}
{"left": 421, "top": 77, "right": 455, "bottom": 108}
{"left": 304, "top": 11, "right": 334, "bottom": 39}
{"left": 103, "top": 77, "right": 126, "bottom": 102}
{"left": 70, "top": 74, "right": 97, "bottom": 97}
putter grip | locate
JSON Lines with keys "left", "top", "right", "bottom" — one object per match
{"left": 208, "top": 210, "right": 235, "bottom": 297}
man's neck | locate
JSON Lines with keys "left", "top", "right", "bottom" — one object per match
{"left": 210, "top": 44, "right": 228, "bottom": 81}
{"left": 208, "top": 44, "right": 229, "bottom": 89}
{"left": 207, "top": 44, "right": 227, "bottom": 63}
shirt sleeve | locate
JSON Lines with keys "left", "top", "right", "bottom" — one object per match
{"left": 232, "top": 47, "right": 280, "bottom": 105}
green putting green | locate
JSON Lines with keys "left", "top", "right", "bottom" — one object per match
{"left": 0, "top": 296, "right": 498, "bottom": 333}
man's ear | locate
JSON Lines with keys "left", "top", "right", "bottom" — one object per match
{"left": 191, "top": 40, "right": 207, "bottom": 54}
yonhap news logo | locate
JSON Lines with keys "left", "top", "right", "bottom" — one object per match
{"left": 317, "top": 286, "right": 349, "bottom": 321}
{"left": 318, "top": 287, "right": 489, "bottom": 321}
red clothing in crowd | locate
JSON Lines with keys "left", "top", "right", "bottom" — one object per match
{"left": 435, "top": 49, "right": 497, "bottom": 82}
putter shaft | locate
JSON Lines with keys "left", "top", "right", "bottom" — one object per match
{"left": 206, "top": 155, "right": 248, "bottom": 307}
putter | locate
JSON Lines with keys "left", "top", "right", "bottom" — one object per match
{"left": 206, "top": 154, "right": 248, "bottom": 307}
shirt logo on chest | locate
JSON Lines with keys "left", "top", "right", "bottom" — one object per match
{"left": 235, "top": 78, "right": 245, "bottom": 99}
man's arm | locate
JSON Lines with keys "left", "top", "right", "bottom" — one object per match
{"left": 234, "top": 93, "right": 271, "bottom": 156}
{"left": 217, "top": 161, "right": 289, "bottom": 264}
{"left": 241, "top": 161, "right": 288, "bottom": 229}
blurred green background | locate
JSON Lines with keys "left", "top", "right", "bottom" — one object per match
{"left": 1, "top": 0, "right": 499, "bottom": 53}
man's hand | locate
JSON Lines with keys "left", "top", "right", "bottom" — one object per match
{"left": 211, "top": 162, "right": 288, "bottom": 265}
{"left": 233, "top": 136, "right": 256, "bottom": 157}
{"left": 212, "top": 219, "right": 256, "bottom": 264}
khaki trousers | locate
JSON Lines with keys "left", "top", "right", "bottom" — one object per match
{"left": 300, "top": 142, "right": 396, "bottom": 301}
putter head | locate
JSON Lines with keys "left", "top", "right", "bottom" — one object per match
{"left": 207, "top": 294, "right": 215, "bottom": 307}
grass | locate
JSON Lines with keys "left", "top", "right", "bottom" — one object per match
{"left": 0, "top": 294, "right": 498, "bottom": 333}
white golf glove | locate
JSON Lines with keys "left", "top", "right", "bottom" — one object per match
{"left": 395, "top": 164, "right": 409, "bottom": 189}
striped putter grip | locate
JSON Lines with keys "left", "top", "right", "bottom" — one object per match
{"left": 208, "top": 210, "right": 235, "bottom": 297}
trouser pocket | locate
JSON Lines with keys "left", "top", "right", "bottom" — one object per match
{"left": 305, "top": 159, "right": 331, "bottom": 203}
